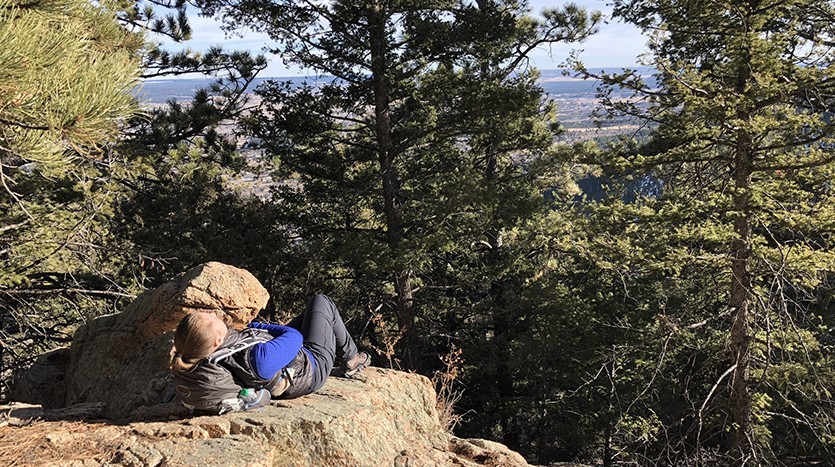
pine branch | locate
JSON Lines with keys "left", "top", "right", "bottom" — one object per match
{"left": 0, "top": 288, "right": 136, "bottom": 299}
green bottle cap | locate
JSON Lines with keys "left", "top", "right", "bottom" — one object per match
{"left": 239, "top": 388, "right": 251, "bottom": 397}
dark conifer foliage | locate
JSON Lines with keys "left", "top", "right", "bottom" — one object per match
{"left": 558, "top": 0, "right": 835, "bottom": 463}
{"left": 193, "top": 0, "right": 599, "bottom": 370}
{"left": 1, "top": 0, "right": 144, "bottom": 395}
{"left": 1, "top": 0, "right": 266, "bottom": 397}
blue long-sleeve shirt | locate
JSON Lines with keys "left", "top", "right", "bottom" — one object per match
{"left": 246, "top": 322, "right": 304, "bottom": 381}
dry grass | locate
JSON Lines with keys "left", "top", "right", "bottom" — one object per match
{"left": 367, "top": 303, "right": 403, "bottom": 370}
{"left": 0, "top": 421, "right": 117, "bottom": 466}
{"left": 432, "top": 345, "right": 464, "bottom": 433}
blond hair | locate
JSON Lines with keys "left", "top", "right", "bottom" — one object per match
{"left": 170, "top": 313, "right": 220, "bottom": 373}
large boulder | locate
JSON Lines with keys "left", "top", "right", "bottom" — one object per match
{"left": 59, "top": 262, "right": 268, "bottom": 417}
{"left": 0, "top": 369, "right": 530, "bottom": 467}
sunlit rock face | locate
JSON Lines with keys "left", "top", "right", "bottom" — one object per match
{"left": 2, "top": 368, "right": 531, "bottom": 466}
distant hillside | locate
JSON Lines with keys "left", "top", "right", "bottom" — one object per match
{"left": 137, "top": 68, "right": 654, "bottom": 104}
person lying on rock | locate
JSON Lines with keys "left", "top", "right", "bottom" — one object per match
{"left": 170, "top": 294, "right": 371, "bottom": 414}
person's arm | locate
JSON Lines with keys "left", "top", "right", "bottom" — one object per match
{"left": 248, "top": 321, "right": 300, "bottom": 338}
{"left": 247, "top": 322, "right": 304, "bottom": 380}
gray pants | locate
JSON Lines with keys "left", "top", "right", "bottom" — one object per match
{"left": 287, "top": 294, "right": 359, "bottom": 392}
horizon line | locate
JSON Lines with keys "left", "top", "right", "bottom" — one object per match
{"left": 142, "top": 66, "right": 653, "bottom": 82}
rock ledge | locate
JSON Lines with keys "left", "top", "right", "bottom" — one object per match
{"left": 1, "top": 368, "right": 528, "bottom": 467}
{"left": 5, "top": 262, "right": 531, "bottom": 466}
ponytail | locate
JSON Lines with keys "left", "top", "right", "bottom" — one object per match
{"left": 169, "top": 353, "right": 202, "bottom": 373}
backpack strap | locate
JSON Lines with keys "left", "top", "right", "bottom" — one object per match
{"left": 206, "top": 336, "right": 263, "bottom": 364}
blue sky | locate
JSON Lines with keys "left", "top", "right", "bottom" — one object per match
{"left": 167, "top": 0, "right": 648, "bottom": 77}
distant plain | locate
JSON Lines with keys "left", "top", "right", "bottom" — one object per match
{"left": 138, "top": 68, "right": 648, "bottom": 143}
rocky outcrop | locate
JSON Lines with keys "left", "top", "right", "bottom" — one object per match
{"left": 55, "top": 262, "right": 267, "bottom": 418}
{"left": 1, "top": 368, "right": 529, "bottom": 466}
{"left": 6, "top": 261, "right": 532, "bottom": 466}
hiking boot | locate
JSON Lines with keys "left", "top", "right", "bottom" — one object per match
{"left": 342, "top": 352, "right": 371, "bottom": 378}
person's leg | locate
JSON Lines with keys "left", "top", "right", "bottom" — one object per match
{"left": 298, "top": 294, "right": 360, "bottom": 380}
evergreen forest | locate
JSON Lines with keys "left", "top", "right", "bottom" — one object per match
{"left": 2, "top": 0, "right": 835, "bottom": 464}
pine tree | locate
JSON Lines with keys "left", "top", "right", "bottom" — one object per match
{"left": 0, "top": 0, "right": 144, "bottom": 392}
{"left": 0, "top": 0, "right": 267, "bottom": 393}
{"left": 196, "top": 0, "right": 599, "bottom": 367}
{"left": 0, "top": 0, "right": 141, "bottom": 176}
{"left": 572, "top": 0, "right": 835, "bottom": 462}
{"left": 0, "top": 0, "right": 143, "bottom": 292}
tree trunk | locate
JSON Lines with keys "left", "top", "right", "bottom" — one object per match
{"left": 484, "top": 150, "right": 503, "bottom": 249}
{"left": 728, "top": 38, "right": 754, "bottom": 461}
{"left": 729, "top": 128, "right": 753, "bottom": 463}
{"left": 368, "top": 4, "right": 416, "bottom": 368}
